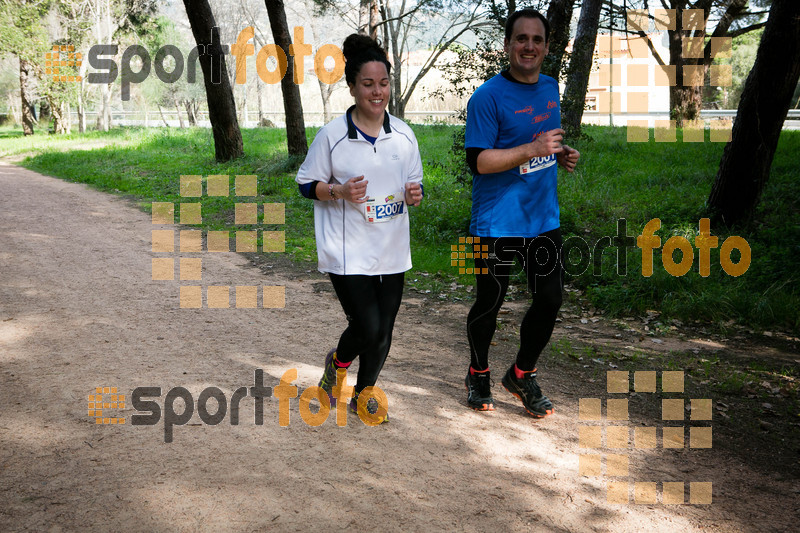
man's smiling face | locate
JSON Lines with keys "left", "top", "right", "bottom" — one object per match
{"left": 504, "top": 16, "right": 549, "bottom": 82}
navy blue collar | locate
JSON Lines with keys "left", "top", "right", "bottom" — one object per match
{"left": 346, "top": 105, "right": 391, "bottom": 140}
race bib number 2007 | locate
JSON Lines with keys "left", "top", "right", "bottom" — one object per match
{"left": 519, "top": 154, "right": 556, "bottom": 175}
{"left": 364, "top": 192, "right": 405, "bottom": 223}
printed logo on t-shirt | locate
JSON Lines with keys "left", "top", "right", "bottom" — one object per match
{"left": 519, "top": 154, "right": 556, "bottom": 175}
{"left": 533, "top": 112, "right": 551, "bottom": 124}
{"left": 514, "top": 105, "right": 534, "bottom": 115}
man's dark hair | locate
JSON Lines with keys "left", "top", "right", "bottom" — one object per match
{"left": 504, "top": 9, "right": 550, "bottom": 43}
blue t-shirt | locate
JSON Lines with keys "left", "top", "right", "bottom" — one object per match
{"left": 465, "top": 72, "right": 561, "bottom": 238}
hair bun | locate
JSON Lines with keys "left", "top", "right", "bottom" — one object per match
{"left": 342, "top": 33, "right": 385, "bottom": 62}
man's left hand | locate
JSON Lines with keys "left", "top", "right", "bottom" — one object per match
{"left": 557, "top": 145, "right": 580, "bottom": 173}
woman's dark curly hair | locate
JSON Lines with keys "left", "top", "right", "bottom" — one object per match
{"left": 342, "top": 33, "right": 391, "bottom": 86}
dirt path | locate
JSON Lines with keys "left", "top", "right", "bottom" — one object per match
{"left": 0, "top": 161, "right": 796, "bottom": 532}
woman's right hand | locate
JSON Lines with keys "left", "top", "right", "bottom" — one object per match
{"left": 338, "top": 175, "right": 369, "bottom": 203}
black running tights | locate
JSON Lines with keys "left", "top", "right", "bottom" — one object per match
{"left": 329, "top": 272, "right": 405, "bottom": 393}
{"left": 467, "top": 229, "right": 564, "bottom": 372}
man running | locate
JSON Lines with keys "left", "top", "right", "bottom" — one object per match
{"left": 464, "top": 8, "right": 580, "bottom": 417}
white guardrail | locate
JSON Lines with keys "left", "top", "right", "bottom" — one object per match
{"left": 57, "top": 108, "right": 800, "bottom": 129}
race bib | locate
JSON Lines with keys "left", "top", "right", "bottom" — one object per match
{"left": 519, "top": 154, "right": 556, "bottom": 175}
{"left": 364, "top": 191, "right": 405, "bottom": 223}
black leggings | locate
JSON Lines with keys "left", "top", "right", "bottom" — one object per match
{"left": 467, "top": 229, "right": 564, "bottom": 372}
{"left": 329, "top": 272, "right": 405, "bottom": 393}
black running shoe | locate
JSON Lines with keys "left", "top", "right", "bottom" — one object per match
{"left": 501, "top": 366, "right": 554, "bottom": 418}
{"left": 318, "top": 348, "right": 341, "bottom": 406}
{"left": 465, "top": 369, "right": 495, "bottom": 411}
{"left": 349, "top": 392, "right": 389, "bottom": 424}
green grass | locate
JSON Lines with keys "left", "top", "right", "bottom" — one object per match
{"left": 1, "top": 122, "right": 797, "bottom": 334}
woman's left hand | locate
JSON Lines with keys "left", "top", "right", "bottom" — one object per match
{"left": 405, "top": 182, "right": 423, "bottom": 207}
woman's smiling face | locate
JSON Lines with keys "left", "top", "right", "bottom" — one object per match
{"left": 349, "top": 60, "right": 390, "bottom": 121}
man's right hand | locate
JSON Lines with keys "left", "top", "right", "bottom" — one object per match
{"left": 531, "top": 128, "right": 565, "bottom": 157}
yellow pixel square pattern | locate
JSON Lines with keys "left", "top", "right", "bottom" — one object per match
{"left": 206, "top": 175, "right": 229, "bottom": 196}
{"left": 607, "top": 481, "right": 629, "bottom": 504}
{"left": 180, "top": 203, "right": 202, "bottom": 225}
{"left": 151, "top": 202, "right": 174, "bottom": 224}
{"left": 579, "top": 426, "right": 602, "bottom": 448}
{"left": 635, "top": 427, "right": 657, "bottom": 448}
{"left": 151, "top": 258, "right": 174, "bottom": 281}
{"left": 662, "top": 426, "right": 684, "bottom": 448}
{"left": 683, "top": 121, "right": 705, "bottom": 143}
{"left": 264, "top": 203, "right": 286, "bottom": 224}
{"left": 235, "top": 285, "right": 258, "bottom": 308}
{"left": 235, "top": 203, "right": 258, "bottom": 225}
{"left": 628, "top": 92, "right": 650, "bottom": 113}
{"left": 597, "top": 92, "right": 621, "bottom": 114}
{"left": 655, "top": 65, "right": 677, "bottom": 87}
{"left": 627, "top": 37, "right": 649, "bottom": 59}
{"left": 207, "top": 286, "right": 230, "bottom": 308}
{"left": 263, "top": 231, "right": 285, "bottom": 253}
{"left": 627, "top": 65, "right": 649, "bottom": 87}
{"left": 151, "top": 230, "right": 174, "bottom": 253}
{"left": 654, "top": 9, "right": 676, "bottom": 30}
{"left": 710, "top": 120, "right": 733, "bottom": 143}
{"left": 236, "top": 230, "right": 258, "bottom": 252}
{"left": 235, "top": 175, "right": 257, "bottom": 196}
{"left": 607, "top": 454, "right": 629, "bottom": 477}
{"left": 662, "top": 371, "right": 684, "bottom": 392}
{"left": 663, "top": 482, "right": 685, "bottom": 504}
{"left": 627, "top": 121, "right": 649, "bottom": 143}
{"left": 607, "top": 371, "right": 629, "bottom": 393}
{"left": 579, "top": 454, "right": 602, "bottom": 476}
{"left": 626, "top": 9, "right": 649, "bottom": 31}
{"left": 180, "top": 230, "right": 202, "bottom": 252}
{"left": 606, "top": 426, "right": 629, "bottom": 449}
{"left": 655, "top": 120, "right": 677, "bottom": 143}
{"left": 682, "top": 37, "right": 704, "bottom": 59}
{"left": 180, "top": 286, "right": 202, "bottom": 308}
{"left": 635, "top": 482, "right": 657, "bottom": 504}
{"left": 579, "top": 398, "right": 602, "bottom": 420}
{"left": 607, "top": 399, "right": 629, "bottom": 420}
{"left": 683, "top": 65, "right": 704, "bottom": 87}
{"left": 662, "top": 398, "right": 684, "bottom": 420}
{"left": 710, "top": 65, "right": 732, "bottom": 87}
{"left": 179, "top": 258, "right": 202, "bottom": 281}
{"left": 690, "top": 482, "right": 712, "bottom": 504}
{"left": 634, "top": 371, "right": 656, "bottom": 392}
{"left": 598, "top": 64, "right": 622, "bottom": 87}
{"left": 263, "top": 286, "right": 286, "bottom": 308}
{"left": 180, "top": 175, "right": 202, "bottom": 197}
{"left": 683, "top": 9, "right": 704, "bottom": 31}
{"left": 710, "top": 37, "right": 732, "bottom": 59}
{"left": 207, "top": 231, "right": 230, "bottom": 252}
{"left": 691, "top": 398, "right": 712, "bottom": 420}
{"left": 690, "top": 427, "right": 712, "bottom": 448}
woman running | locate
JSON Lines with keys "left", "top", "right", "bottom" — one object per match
{"left": 296, "top": 33, "right": 423, "bottom": 424}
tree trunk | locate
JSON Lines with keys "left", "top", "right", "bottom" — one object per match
{"left": 561, "top": 0, "right": 603, "bottom": 138}
{"left": 157, "top": 103, "right": 170, "bottom": 127}
{"left": 185, "top": 99, "right": 198, "bottom": 126}
{"left": 77, "top": 91, "right": 86, "bottom": 133}
{"left": 50, "top": 97, "right": 64, "bottom": 134}
{"left": 183, "top": 0, "right": 243, "bottom": 161}
{"left": 264, "top": 0, "right": 308, "bottom": 156}
{"left": 668, "top": 4, "right": 706, "bottom": 126}
{"left": 707, "top": 0, "right": 800, "bottom": 226}
{"left": 19, "top": 59, "right": 35, "bottom": 136}
{"left": 174, "top": 98, "right": 186, "bottom": 128}
{"left": 543, "top": 0, "right": 576, "bottom": 81}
